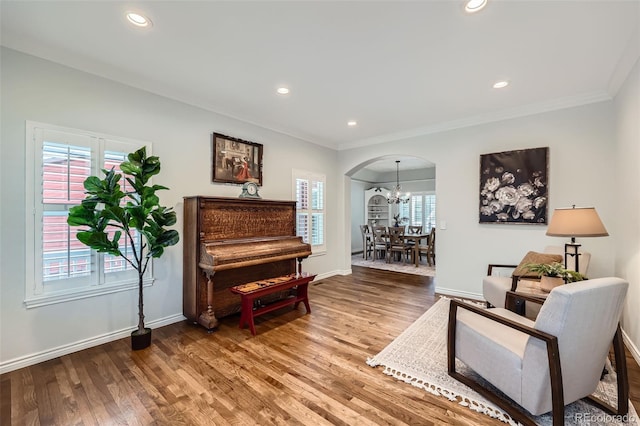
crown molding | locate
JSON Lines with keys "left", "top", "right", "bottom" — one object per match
{"left": 607, "top": 26, "right": 640, "bottom": 97}
{"left": 338, "top": 91, "right": 612, "bottom": 151}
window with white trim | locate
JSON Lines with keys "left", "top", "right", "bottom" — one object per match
{"left": 409, "top": 193, "right": 436, "bottom": 230}
{"left": 293, "top": 169, "right": 326, "bottom": 254}
{"left": 25, "top": 121, "right": 152, "bottom": 308}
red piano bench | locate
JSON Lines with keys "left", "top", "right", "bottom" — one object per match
{"left": 230, "top": 272, "right": 316, "bottom": 335}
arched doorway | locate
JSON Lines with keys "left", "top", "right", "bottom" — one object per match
{"left": 347, "top": 155, "right": 436, "bottom": 275}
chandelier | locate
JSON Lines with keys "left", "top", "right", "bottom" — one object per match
{"left": 387, "top": 160, "right": 410, "bottom": 204}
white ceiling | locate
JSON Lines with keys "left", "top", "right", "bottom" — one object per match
{"left": 1, "top": 1, "right": 639, "bottom": 152}
{"left": 361, "top": 157, "right": 432, "bottom": 173}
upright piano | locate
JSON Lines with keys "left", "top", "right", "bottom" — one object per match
{"left": 183, "top": 196, "right": 312, "bottom": 330}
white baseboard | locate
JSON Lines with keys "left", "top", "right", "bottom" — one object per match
{"left": 435, "top": 286, "right": 484, "bottom": 301}
{"left": 0, "top": 313, "right": 186, "bottom": 375}
{"left": 622, "top": 328, "right": 640, "bottom": 367}
{"left": 314, "top": 269, "right": 351, "bottom": 280}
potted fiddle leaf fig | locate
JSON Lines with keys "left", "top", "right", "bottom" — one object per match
{"left": 67, "top": 147, "right": 179, "bottom": 350}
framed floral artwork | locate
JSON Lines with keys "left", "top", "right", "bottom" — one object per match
{"left": 212, "top": 133, "right": 263, "bottom": 185}
{"left": 479, "top": 147, "right": 549, "bottom": 224}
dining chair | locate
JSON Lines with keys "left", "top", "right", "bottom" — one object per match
{"left": 408, "top": 225, "right": 423, "bottom": 234}
{"left": 359, "top": 224, "right": 373, "bottom": 260}
{"left": 387, "top": 226, "right": 411, "bottom": 263}
{"left": 371, "top": 226, "right": 389, "bottom": 261}
{"left": 406, "top": 225, "right": 423, "bottom": 251}
{"left": 418, "top": 228, "right": 436, "bottom": 266}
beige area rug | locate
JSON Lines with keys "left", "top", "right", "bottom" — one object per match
{"left": 351, "top": 254, "right": 436, "bottom": 277}
{"left": 367, "top": 297, "right": 638, "bottom": 426}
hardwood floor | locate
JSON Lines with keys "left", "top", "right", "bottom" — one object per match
{"left": 2, "top": 266, "right": 638, "bottom": 425}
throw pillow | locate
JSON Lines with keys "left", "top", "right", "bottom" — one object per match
{"left": 512, "top": 251, "right": 563, "bottom": 277}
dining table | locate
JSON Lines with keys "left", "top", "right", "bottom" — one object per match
{"left": 403, "top": 231, "right": 430, "bottom": 267}
{"left": 362, "top": 228, "right": 430, "bottom": 266}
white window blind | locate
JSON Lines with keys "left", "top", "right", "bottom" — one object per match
{"left": 293, "top": 169, "right": 326, "bottom": 254}
{"left": 26, "top": 121, "right": 152, "bottom": 308}
{"left": 407, "top": 192, "right": 436, "bottom": 230}
{"left": 424, "top": 194, "right": 437, "bottom": 231}
{"left": 411, "top": 195, "right": 423, "bottom": 227}
{"left": 398, "top": 202, "right": 410, "bottom": 225}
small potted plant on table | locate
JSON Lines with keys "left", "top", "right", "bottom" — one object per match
{"left": 525, "top": 262, "right": 585, "bottom": 292}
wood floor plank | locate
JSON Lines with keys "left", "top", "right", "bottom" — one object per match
{"left": 1, "top": 266, "right": 638, "bottom": 425}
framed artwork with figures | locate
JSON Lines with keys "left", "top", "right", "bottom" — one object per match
{"left": 212, "top": 133, "right": 263, "bottom": 185}
{"left": 479, "top": 147, "right": 548, "bottom": 224}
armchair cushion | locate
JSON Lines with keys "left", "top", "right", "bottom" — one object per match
{"left": 512, "top": 251, "right": 563, "bottom": 277}
{"left": 456, "top": 307, "right": 532, "bottom": 400}
{"left": 482, "top": 276, "right": 512, "bottom": 307}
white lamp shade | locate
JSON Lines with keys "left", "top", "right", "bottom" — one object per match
{"left": 546, "top": 207, "right": 608, "bottom": 237}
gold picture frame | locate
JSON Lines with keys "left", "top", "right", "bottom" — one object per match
{"left": 212, "top": 133, "right": 263, "bottom": 185}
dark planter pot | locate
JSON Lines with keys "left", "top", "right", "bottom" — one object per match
{"left": 131, "top": 327, "right": 152, "bottom": 350}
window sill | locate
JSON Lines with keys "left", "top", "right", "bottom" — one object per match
{"left": 24, "top": 278, "right": 154, "bottom": 309}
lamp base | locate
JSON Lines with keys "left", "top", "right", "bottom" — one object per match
{"left": 564, "top": 242, "right": 581, "bottom": 272}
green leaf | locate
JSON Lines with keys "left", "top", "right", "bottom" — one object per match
{"left": 120, "top": 161, "right": 141, "bottom": 176}
{"left": 67, "top": 205, "right": 97, "bottom": 227}
{"left": 142, "top": 194, "right": 159, "bottom": 209}
{"left": 151, "top": 207, "right": 176, "bottom": 227}
{"left": 84, "top": 176, "right": 104, "bottom": 193}
{"left": 126, "top": 205, "right": 147, "bottom": 230}
{"left": 80, "top": 198, "right": 100, "bottom": 209}
{"left": 157, "top": 229, "right": 180, "bottom": 247}
{"left": 102, "top": 205, "right": 128, "bottom": 225}
{"left": 76, "top": 231, "right": 122, "bottom": 257}
{"left": 149, "top": 245, "right": 164, "bottom": 258}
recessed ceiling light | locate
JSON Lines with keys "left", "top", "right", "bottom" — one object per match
{"left": 493, "top": 80, "right": 509, "bottom": 89}
{"left": 347, "top": 120, "right": 358, "bottom": 127}
{"left": 276, "top": 87, "right": 290, "bottom": 95}
{"left": 465, "top": 0, "right": 487, "bottom": 13}
{"left": 126, "top": 12, "right": 152, "bottom": 28}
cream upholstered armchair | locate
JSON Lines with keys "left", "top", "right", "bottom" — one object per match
{"left": 482, "top": 246, "right": 591, "bottom": 309}
{"left": 448, "top": 277, "right": 629, "bottom": 426}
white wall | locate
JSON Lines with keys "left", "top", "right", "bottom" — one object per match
{"left": 614, "top": 58, "right": 640, "bottom": 350}
{"left": 350, "top": 180, "right": 367, "bottom": 253}
{"left": 340, "top": 102, "right": 618, "bottom": 300}
{"left": 0, "top": 48, "right": 342, "bottom": 371}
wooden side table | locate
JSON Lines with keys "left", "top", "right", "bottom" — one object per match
{"left": 505, "top": 287, "right": 548, "bottom": 316}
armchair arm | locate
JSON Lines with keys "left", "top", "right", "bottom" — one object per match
{"left": 448, "top": 299, "right": 558, "bottom": 346}
{"left": 487, "top": 263, "right": 517, "bottom": 275}
{"left": 447, "top": 299, "right": 564, "bottom": 426}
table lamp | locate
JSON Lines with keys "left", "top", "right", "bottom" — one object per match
{"left": 546, "top": 205, "right": 608, "bottom": 272}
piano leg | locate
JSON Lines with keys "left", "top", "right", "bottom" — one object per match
{"left": 198, "top": 274, "right": 219, "bottom": 332}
